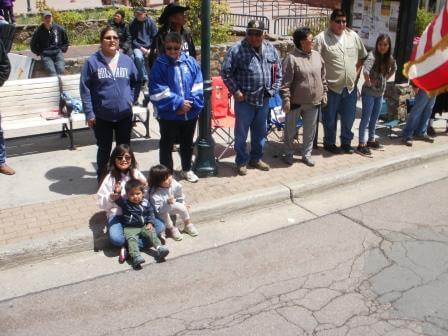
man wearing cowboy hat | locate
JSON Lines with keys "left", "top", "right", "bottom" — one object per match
{"left": 150, "top": 2, "right": 195, "bottom": 64}
{"left": 221, "top": 20, "right": 282, "bottom": 176}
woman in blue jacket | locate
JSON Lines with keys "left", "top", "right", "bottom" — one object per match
{"left": 80, "top": 26, "right": 139, "bottom": 182}
{"left": 149, "top": 32, "right": 204, "bottom": 183}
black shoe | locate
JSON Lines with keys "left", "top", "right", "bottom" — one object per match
{"left": 366, "top": 140, "right": 384, "bottom": 150}
{"left": 427, "top": 126, "right": 436, "bottom": 137}
{"left": 156, "top": 245, "right": 169, "bottom": 263}
{"left": 132, "top": 255, "right": 145, "bottom": 269}
{"left": 323, "top": 144, "right": 342, "bottom": 154}
{"left": 302, "top": 157, "right": 315, "bottom": 167}
{"left": 341, "top": 144, "right": 354, "bottom": 154}
{"left": 414, "top": 134, "right": 435, "bottom": 143}
{"left": 356, "top": 145, "right": 373, "bottom": 157}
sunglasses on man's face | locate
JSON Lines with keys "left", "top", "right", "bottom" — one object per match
{"left": 165, "top": 46, "right": 181, "bottom": 51}
{"left": 104, "top": 36, "right": 119, "bottom": 41}
{"left": 334, "top": 19, "right": 347, "bottom": 24}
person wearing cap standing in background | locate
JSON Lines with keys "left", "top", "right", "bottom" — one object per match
{"left": 0, "top": 38, "right": 14, "bottom": 175}
{"left": 221, "top": 20, "right": 282, "bottom": 176}
{"left": 314, "top": 9, "right": 367, "bottom": 155}
{"left": 30, "top": 11, "right": 69, "bottom": 76}
{"left": 108, "top": 9, "right": 132, "bottom": 57}
{"left": 150, "top": 3, "right": 196, "bottom": 64}
{"left": 129, "top": 6, "right": 158, "bottom": 101}
{"left": 0, "top": 0, "right": 15, "bottom": 25}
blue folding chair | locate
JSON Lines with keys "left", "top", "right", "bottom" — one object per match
{"left": 266, "top": 94, "right": 303, "bottom": 142}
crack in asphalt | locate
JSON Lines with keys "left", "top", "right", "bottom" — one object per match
{"left": 99, "top": 205, "right": 448, "bottom": 336}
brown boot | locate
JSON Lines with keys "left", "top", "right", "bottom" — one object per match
{"left": 0, "top": 164, "right": 15, "bottom": 175}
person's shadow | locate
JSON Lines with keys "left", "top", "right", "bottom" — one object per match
{"left": 88, "top": 211, "right": 108, "bottom": 253}
{"left": 45, "top": 166, "right": 97, "bottom": 195}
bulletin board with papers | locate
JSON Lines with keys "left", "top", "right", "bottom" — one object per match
{"left": 351, "top": 0, "right": 400, "bottom": 50}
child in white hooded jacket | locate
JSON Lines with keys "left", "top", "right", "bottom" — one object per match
{"left": 148, "top": 164, "right": 198, "bottom": 241}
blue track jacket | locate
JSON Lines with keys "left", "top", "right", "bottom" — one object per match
{"left": 149, "top": 53, "right": 204, "bottom": 121}
{"left": 80, "top": 51, "right": 139, "bottom": 121}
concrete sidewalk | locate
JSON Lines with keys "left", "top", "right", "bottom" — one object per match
{"left": 1, "top": 103, "right": 448, "bottom": 268}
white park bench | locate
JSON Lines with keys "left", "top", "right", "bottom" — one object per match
{"left": 0, "top": 75, "right": 150, "bottom": 150}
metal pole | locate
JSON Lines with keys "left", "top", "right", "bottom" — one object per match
{"left": 27, "top": 0, "right": 31, "bottom": 12}
{"left": 395, "top": 0, "right": 419, "bottom": 83}
{"left": 193, "top": 0, "right": 218, "bottom": 177}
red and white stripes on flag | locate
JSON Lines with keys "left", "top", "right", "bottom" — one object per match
{"left": 403, "top": 2, "right": 448, "bottom": 95}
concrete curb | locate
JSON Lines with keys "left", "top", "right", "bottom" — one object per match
{"left": 286, "top": 143, "right": 448, "bottom": 198}
{"left": 1, "top": 144, "right": 447, "bottom": 269}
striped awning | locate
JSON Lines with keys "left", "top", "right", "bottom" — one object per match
{"left": 403, "top": 2, "right": 448, "bottom": 96}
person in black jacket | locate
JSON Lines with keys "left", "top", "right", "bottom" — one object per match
{"left": 30, "top": 11, "right": 69, "bottom": 76}
{"left": 0, "top": 39, "right": 14, "bottom": 175}
{"left": 107, "top": 9, "right": 132, "bottom": 56}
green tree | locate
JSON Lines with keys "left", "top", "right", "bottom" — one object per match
{"left": 415, "top": 8, "right": 435, "bottom": 37}
{"left": 179, "top": 0, "right": 231, "bottom": 46}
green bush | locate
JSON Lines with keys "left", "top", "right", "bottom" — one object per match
{"left": 415, "top": 8, "right": 435, "bottom": 37}
{"left": 180, "top": 0, "right": 231, "bottom": 46}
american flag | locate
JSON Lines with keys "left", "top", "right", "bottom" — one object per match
{"left": 403, "top": 2, "right": 448, "bottom": 95}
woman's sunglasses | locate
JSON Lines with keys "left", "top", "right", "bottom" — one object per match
{"left": 115, "top": 155, "right": 132, "bottom": 161}
{"left": 104, "top": 36, "right": 119, "bottom": 41}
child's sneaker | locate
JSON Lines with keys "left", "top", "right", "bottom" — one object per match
{"left": 183, "top": 223, "right": 199, "bottom": 237}
{"left": 156, "top": 245, "right": 169, "bottom": 262}
{"left": 132, "top": 255, "right": 145, "bottom": 269}
{"left": 170, "top": 227, "right": 183, "bottom": 241}
{"left": 118, "top": 247, "right": 128, "bottom": 264}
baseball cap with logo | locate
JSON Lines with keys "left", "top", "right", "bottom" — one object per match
{"left": 42, "top": 10, "right": 52, "bottom": 17}
{"left": 134, "top": 7, "right": 146, "bottom": 14}
{"left": 247, "top": 20, "right": 265, "bottom": 32}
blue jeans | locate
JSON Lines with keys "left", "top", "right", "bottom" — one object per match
{"left": 359, "top": 93, "right": 382, "bottom": 144}
{"left": 322, "top": 88, "right": 357, "bottom": 146}
{"left": 234, "top": 100, "right": 269, "bottom": 166}
{"left": 402, "top": 89, "right": 437, "bottom": 139}
{"left": 107, "top": 215, "right": 166, "bottom": 248}
{"left": 0, "top": 114, "right": 5, "bottom": 166}
{"left": 133, "top": 48, "right": 148, "bottom": 82}
{"left": 41, "top": 51, "right": 65, "bottom": 76}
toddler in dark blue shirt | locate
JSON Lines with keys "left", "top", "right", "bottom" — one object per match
{"left": 112, "top": 179, "right": 169, "bottom": 269}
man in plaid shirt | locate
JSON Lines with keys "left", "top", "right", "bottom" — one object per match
{"left": 221, "top": 20, "right": 282, "bottom": 176}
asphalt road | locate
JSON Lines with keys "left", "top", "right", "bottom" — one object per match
{"left": 1, "top": 172, "right": 447, "bottom": 335}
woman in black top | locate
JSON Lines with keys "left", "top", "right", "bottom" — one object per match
{"left": 149, "top": 3, "right": 196, "bottom": 66}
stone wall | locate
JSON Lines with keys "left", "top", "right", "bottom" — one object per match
{"left": 384, "top": 83, "right": 415, "bottom": 121}
{"left": 13, "top": 20, "right": 108, "bottom": 45}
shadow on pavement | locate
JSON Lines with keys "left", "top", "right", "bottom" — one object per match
{"left": 89, "top": 211, "right": 107, "bottom": 253}
{"left": 46, "top": 166, "right": 97, "bottom": 195}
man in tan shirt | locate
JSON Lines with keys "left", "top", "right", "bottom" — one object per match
{"left": 314, "top": 9, "right": 367, "bottom": 154}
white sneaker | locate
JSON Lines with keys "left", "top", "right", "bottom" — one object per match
{"left": 183, "top": 223, "right": 199, "bottom": 237}
{"left": 181, "top": 170, "right": 199, "bottom": 183}
{"left": 170, "top": 227, "right": 183, "bottom": 241}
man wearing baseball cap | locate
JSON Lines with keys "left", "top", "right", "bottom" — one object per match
{"left": 30, "top": 10, "right": 69, "bottom": 76}
{"left": 129, "top": 6, "right": 158, "bottom": 97}
{"left": 221, "top": 20, "right": 282, "bottom": 176}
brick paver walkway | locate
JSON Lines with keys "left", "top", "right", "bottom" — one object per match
{"left": 1, "top": 119, "right": 447, "bottom": 248}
